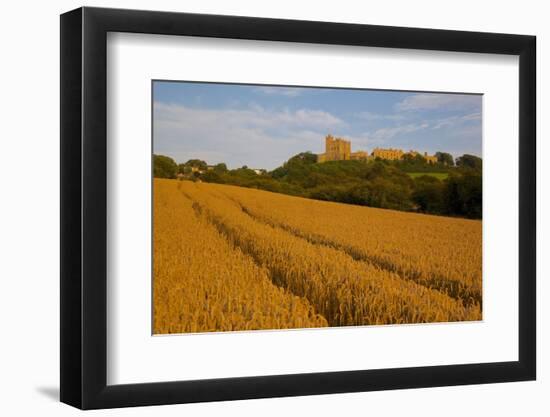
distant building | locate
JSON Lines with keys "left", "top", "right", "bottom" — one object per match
{"left": 317, "top": 134, "right": 369, "bottom": 163}
{"left": 423, "top": 152, "right": 438, "bottom": 164}
{"left": 350, "top": 150, "right": 370, "bottom": 160}
{"left": 403, "top": 150, "right": 438, "bottom": 164}
{"left": 373, "top": 148, "right": 438, "bottom": 164}
{"left": 317, "top": 135, "right": 438, "bottom": 164}
{"left": 372, "top": 147, "right": 404, "bottom": 161}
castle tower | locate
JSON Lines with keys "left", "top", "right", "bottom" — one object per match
{"left": 318, "top": 134, "right": 369, "bottom": 163}
{"left": 324, "top": 135, "right": 351, "bottom": 161}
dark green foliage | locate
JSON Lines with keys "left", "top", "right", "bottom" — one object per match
{"left": 287, "top": 151, "right": 318, "bottom": 165}
{"left": 402, "top": 153, "right": 426, "bottom": 164}
{"left": 456, "top": 154, "right": 482, "bottom": 170}
{"left": 177, "top": 159, "right": 209, "bottom": 175}
{"left": 391, "top": 157, "right": 447, "bottom": 173}
{"left": 213, "top": 163, "right": 228, "bottom": 173}
{"left": 153, "top": 151, "right": 482, "bottom": 219}
{"left": 336, "top": 162, "right": 415, "bottom": 210}
{"left": 200, "top": 170, "right": 222, "bottom": 183}
{"left": 443, "top": 172, "right": 482, "bottom": 218}
{"left": 153, "top": 154, "right": 178, "bottom": 179}
{"left": 185, "top": 159, "right": 208, "bottom": 170}
{"left": 436, "top": 151, "right": 455, "bottom": 166}
{"left": 412, "top": 175, "right": 445, "bottom": 213}
{"left": 265, "top": 157, "right": 415, "bottom": 211}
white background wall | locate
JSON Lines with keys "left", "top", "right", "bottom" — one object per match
{"left": 0, "top": 0, "right": 546, "bottom": 415}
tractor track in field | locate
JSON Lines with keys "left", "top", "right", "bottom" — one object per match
{"left": 219, "top": 193, "right": 481, "bottom": 309}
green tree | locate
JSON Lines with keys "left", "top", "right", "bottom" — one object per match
{"left": 214, "top": 163, "right": 228, "bottom": 173}
{"left": 402, "top": 153, "right": 425, "bottom": 164}
{"left": 435, "top": 152, "right": 454, "bottom": 166}
{"left": 186, "top": 151, "right": 478, "bottom": 218}
{"left": 177, "top": 163, "right": 187, "bottom": 174}
{"left": 364, "top": 160, "right": 388, "bottom": 181}
{"left": 456, "top": 154, "right": 482, "bottom": 171}
{"left": 201, "top": 170, "right": 223, "bottom": 183}
{"left": 443, "top": 173, "right": 482, "bottom": 218}
{"left": 153, "top": 154, "right": 178, "bottom": 178}
{"left": 309, "top": 183, "right": 349, "bottom": 203}
{"left": 185, "top": 159, "right": 208, "bottom": 170}
{"left": 287, "top": 151, "right": 318, "bottom": 166}
{"left": 412, "top": 175, "right": 444, "bottom": 213}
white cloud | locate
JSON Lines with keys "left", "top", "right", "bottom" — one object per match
{"left": 395, "top": 93, "right": 481, "bottom": 112}
{"left": 153, "top": 102, "right": 342, "bottom": 169}
{"left": 155, "top": 102, "right": 343, "bottom": 130}
{"left": 254, "top": 86, "right": 305, "bottom": 97}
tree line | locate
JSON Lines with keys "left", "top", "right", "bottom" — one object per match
{"left": 153, "top": 152, "right": 482, "bottom": 219}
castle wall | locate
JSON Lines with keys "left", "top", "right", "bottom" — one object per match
{"left": 350, "top": 151, "right": 369, "bottom": 160}
{"left": 324, "top": 135, "right": 351, "bottom": 161}
{"left": 318, "top": 135, "right": 437, "bottom": 164}
{"left": 425, "top": 155, "right": 438, "bottom": 164}
{"left": 372, "top": 148, "right": 404, "bottom": 160}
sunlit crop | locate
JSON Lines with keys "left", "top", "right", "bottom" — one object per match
{"left": 154, "top": 179, "right": 482, "bottom": 334}
{"left": 153, "top": 179, "right": 328, "bottom": 334}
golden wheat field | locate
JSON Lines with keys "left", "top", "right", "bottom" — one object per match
{"left": 153, "top": 178, "right": 482, "bottom": 334}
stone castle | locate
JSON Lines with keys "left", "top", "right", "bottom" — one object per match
{"left": 317, "top": 134, "right": 437, "bottom": 164}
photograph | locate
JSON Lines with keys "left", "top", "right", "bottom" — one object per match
{"left": 52, "top": 3, "right": 539, "bottom": 411}
{"left": 152, "top": 81, "right": 483, "bottom": 334}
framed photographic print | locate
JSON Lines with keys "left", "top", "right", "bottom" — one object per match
{"left": 60, "top": 7, "right": 536, "bottom": 409}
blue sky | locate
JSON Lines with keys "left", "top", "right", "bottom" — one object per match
{"left": 153, "top": 81, "right": 482, "bottom": 170}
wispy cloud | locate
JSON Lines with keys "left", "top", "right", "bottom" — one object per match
{"left": 153, "top": 102, "right": 342, "bottom": 169}
{"left": 355, "top": 111, "right": 406, "bottom": 121}
{"left": 156, "top": 102, "right": 343, "bottom": 129}
{"left": 254, "top": 86, "right": 305, "bottom": 97}
{"left": 462, "top": 112, "right": 482, "bottom": 121}
{"left": 395, "top": 93, "right": 481, "bottom": 112}
{"left": 431, "top": 112, "right": 482, "bottom": 130}
{"left": 366, "top": 122, "right": 430, "bottom": 142}
{"left": 153, "top": 82, "right": 483, "bottom": 167}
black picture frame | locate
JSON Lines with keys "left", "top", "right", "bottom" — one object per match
{"left": 60, "top": 6, "right": 536, "bottom": 410}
